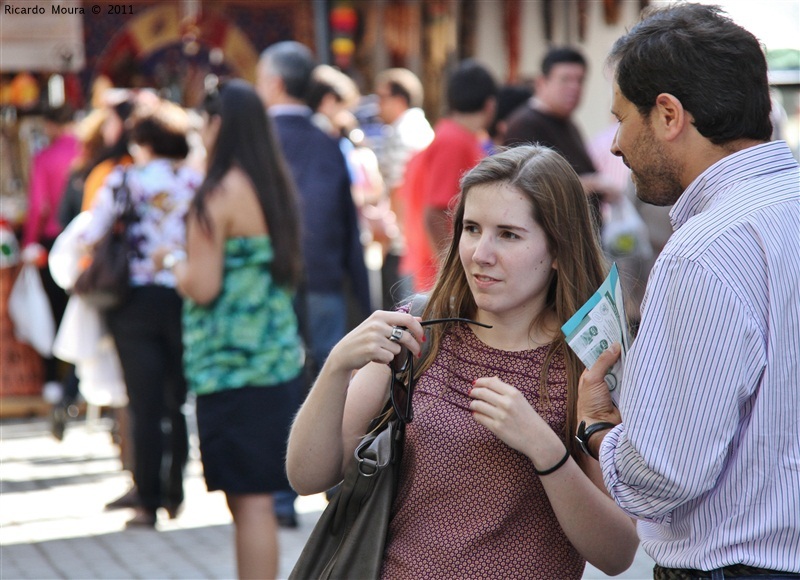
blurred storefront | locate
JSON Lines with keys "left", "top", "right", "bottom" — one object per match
{"left": 2, "top": 0, "right": 796, "bottom": 407}
{"left": 1, "top": 0, "right": 656, "bottom": 228}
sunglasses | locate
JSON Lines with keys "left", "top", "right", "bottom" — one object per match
{"left": 390, "top": 317, "right": 491, "bottom": 425}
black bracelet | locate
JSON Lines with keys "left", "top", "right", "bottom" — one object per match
{"left": 533, "top": 446, "right": 571, "bottom": 476}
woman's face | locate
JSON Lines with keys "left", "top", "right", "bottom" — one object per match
{"left": 459, "top": 182, "right": 556, "bottom": 324}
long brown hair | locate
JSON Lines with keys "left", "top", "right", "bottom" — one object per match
{"left": 419, "top": 145, "right": 608, "bottom": 457}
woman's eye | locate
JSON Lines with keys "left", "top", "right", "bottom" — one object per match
{"left": 463, "top": 224, "right": 479, "bottom": 234}
{"left": 501, "top": 230, "right": 520, "bottom": 240}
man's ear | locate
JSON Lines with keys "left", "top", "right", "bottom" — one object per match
{"left": 653, "top": 93, "right": 689, "bottom": 142}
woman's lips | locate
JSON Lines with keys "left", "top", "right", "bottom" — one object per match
{"left": 472, "top": 273, "right": 500, "bottom": 288}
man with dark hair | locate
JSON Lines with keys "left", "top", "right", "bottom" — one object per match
{"left": 257, "top": 40, "right": 371, "bottom": 527}
{"left": 400, "top": 59, "right": 497, "bottom": 291}
{"left": 504, "top": 46, "right": 617, "bottom": 225}
{"left": 487, "top": 84, "right": 533, "bottom": 151}
{"left": 577, "top": 4, "right": 799, "bottom": 579}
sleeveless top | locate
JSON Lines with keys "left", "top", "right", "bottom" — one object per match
{"left": 380, "top": 323, "right": 585, "bottom": 579}
{"left": 182, "top": 236, "right": 304, "bottom": 396}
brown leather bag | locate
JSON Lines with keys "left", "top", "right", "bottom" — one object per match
{"left": 288, "top": 415, "right": 403, "bottom": 580}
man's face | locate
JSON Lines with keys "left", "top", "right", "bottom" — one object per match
{"left": 375, "top": 82, "right": 404, "bottom": 124}
{"left": 611, "top": 83, "right": 683, "bottom": 206}
{"left": 536, "top": 62, "right": 585, "bottom": 119}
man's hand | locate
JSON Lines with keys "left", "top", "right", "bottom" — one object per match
{"left": 577, "top": 343, "right": 623, "bottom": 426}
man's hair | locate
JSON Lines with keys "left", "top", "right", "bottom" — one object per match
{"left": 447, "top": 59, "right": 498, "bottom": 114}
{"left": 375, "top": 68, "right": 424, "bottom": 109}
{"left": 608, "top": 2, "right": 772, "bottom": 144}
{"left": 259, "top": 41, "right": 316, "bottom": 101}
{"left": 489, "top": 84, "right": 533, "bottom": 138}
{"left": 541, "top": 47, "right": 587, "bottom": 77}
{"left": 43, "top": 104, "right": 75, "bottom": 125}
{"left": 307, "top": 64, "right": 360, "bottom": 112}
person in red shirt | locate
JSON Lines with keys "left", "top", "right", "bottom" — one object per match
{"left": 400, "top": 60, "right": 497, "bottom": 292}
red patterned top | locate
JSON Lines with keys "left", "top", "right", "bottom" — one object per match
{"left": 380, "top": 324, "right": 585, "bottom": 579}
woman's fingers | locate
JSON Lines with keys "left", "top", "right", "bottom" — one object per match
{"left": 330, "top": 310, "right": 424, "bottom": 370}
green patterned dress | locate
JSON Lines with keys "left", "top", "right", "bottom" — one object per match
{"left": 182, "top": 236, "right": 304, "bottom": 395}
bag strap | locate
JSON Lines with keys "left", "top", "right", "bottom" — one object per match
{"left": 113, "top": 170, "right": 138, "bottom": 225}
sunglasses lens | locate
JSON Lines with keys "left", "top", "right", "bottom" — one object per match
{"left": 391, "top": 348, "right": 409, "bottom": 373}
{"left": 391, "top": 375, "right": 408, "bottom": 421}
{"left": 391, "top": 351, "right": 414, "bottom": 423}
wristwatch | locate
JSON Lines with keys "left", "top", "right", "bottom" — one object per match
{"left": 576, "top": 421, "right": 616, "bottom": 460}
{"left": 162, "top": 250, "right": 187, "bottom": 271}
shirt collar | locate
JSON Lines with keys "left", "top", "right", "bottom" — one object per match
{"left": 268, "top": 104, "right": 312, "bottom": 118}
{"left": 670, "top": 140, "right": 797, "bottom": 230}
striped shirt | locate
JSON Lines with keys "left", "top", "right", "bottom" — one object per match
{"left": 600, "top": 140, "right": 800, "bottom": 571}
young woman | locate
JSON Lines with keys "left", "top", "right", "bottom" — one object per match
{"left": 287, "top": 145, "right": 639, "bottom": 578}
{"left": 164, "top": 79, "right": 305, "bottom": 579}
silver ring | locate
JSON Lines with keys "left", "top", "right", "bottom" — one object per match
{"left": 389, "top": 326, "right": 404, "bottom": 342}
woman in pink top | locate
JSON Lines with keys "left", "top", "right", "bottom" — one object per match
{"left": 22, "top": 106, "right": 79, "bottom": 248}
{"left": 21, "top": 105, "right": 79, "bottom": 415}
{"left": 287, "top": 145, "right": 639, "bottom": 578}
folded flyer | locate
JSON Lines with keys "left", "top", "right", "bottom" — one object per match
{"left": 561, "top": 263, "right": 630, "bottom": 405}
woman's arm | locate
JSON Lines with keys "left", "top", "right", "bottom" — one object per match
{"left": 286, "top": 311, "right": 425, "bottom": 495}
{"left": 470, "top": 378, "right": 639, "bottom": 575}
{"left": 171, "top": 204, "right": 225, "bottom": 305}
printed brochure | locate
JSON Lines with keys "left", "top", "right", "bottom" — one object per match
{"left": 561, "top": 263, "right": 630, "bottom": 405}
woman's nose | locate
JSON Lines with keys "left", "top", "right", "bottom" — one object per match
{"left": 472, "top": 234, "right": 496, "bottom": 265}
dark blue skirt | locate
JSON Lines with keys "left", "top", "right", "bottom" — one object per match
{"left": 194, "top": 374, "right": 303, "bottom": 494}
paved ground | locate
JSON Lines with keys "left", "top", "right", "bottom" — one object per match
{"left": 0, "top": 410, "right": 655, "bottom": 579}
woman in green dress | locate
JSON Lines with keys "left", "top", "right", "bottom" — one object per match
{"left": 160, "top": 79, "right": 304, "bottom": 579}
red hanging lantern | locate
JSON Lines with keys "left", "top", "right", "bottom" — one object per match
{"left": 330, "top": 2, "right": 358, "bottom": 69}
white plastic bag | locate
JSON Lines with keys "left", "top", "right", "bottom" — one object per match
{"left": 8, "top": 263, "right": 55, "bottom": 357}
{"left": 49, "top": 211, "right": 93, "bottom": 291}
{"left": 53, "top": 294, "right": 127, "bottom": 407}
{"left": 77, "top": 336, "right": 128, "bottom": 407}
{"left": 53, "top": 294, "right": 105, "bottom": 362}
{"left": 601, "top": 196, "right": 653, "bottom": 260}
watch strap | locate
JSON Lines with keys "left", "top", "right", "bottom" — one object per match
{"left": 576, "top": 420, "right": 616, "bottom": 460}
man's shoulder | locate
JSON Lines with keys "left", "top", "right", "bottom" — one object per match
{"left": 275, "top": 116, "right": 342, "bottom": 157}
{"left": 504, "top": 105, "right": 562, "bottom": 146}
{"left": 274, "top": 114, "right": 334, "bottom": 143}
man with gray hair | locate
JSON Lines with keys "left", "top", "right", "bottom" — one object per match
{"left": 257, "top": 40, "right": 371, "bottom": 527}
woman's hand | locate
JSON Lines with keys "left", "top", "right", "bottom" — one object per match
{"left": 287, "top": 310, "right": 424, "bottom": 494}
{"left": 469, "top": 377, "right": 548, "bottom": 456}
{"left": 151, "top": 245, "right": 177, "bottom": 271}
{"left": 326, "top": 310, "right": 426, "bottom": 374}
